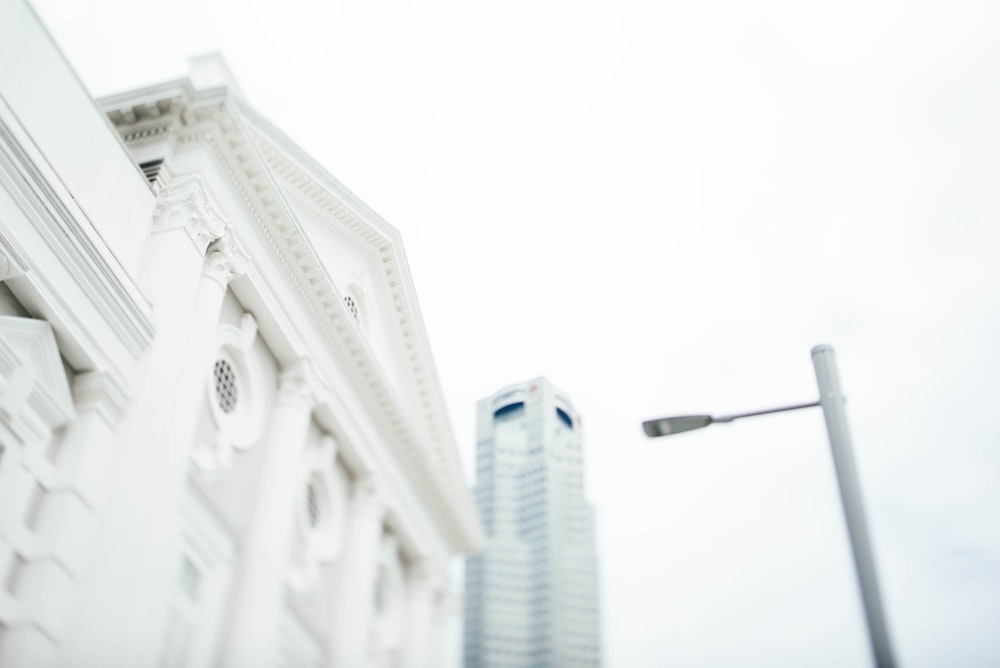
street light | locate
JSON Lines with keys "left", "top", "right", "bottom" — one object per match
{"left": 642, "top": 344, "right": 897, "bottom": 668}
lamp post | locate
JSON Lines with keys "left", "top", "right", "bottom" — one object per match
{"left": 642, "top": 344, "right": 897, "bottom": 668}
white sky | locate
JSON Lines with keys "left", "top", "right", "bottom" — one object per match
{"left": 32, "top": 0, "right": 1000, "bottom": 665}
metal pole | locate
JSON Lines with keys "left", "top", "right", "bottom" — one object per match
{"left": 811, "top": 344, "right": 897, "bottom": 668}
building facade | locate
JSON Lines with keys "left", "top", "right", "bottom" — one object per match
{"left": 465, "top": 378, "right": 601, "bottom": 667}
{"left": 0, "top": 3, "right": 481, "bottom": 667}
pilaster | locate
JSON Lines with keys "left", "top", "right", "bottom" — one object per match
{"left": 217, "top": 359, "right": 323, "bottom": 668}
{"left": 402, "top": 558, "right": 440, "bottom": 668}
{"left": 127, "top": 224, "right": 249, "bottom": 667}
{"left": 328, "top": 475, "right": 387, "bottom": 667}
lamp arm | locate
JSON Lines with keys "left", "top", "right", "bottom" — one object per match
{"left": 713, "top": 400, "right": 821, "bottom": 423}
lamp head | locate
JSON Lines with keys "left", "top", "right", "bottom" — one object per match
{"left": 642, "top": 415, "right": 713, "bottom": 438}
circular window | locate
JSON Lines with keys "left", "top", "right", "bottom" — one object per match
{"left": 200, "top": 318, "right": 266, "bottom": 471}
{"left": 373, "top": 545, "right": 406, "bottom": 648}
{"left": 213, "top": 359, "right": 239, "bottom": 413}
{"left": 295, "top": 464, "right": 347, "bottom": 564}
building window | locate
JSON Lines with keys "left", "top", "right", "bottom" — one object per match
{"left": 287, "top": 454, "right": 348, "bottom": 590}
{"left": 494, "top": 402, "right": 525, "bottom": 421}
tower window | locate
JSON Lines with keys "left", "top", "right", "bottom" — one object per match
{"left": 556, "top": 408, "right": 573, "bottom": 430}
{"left": 493, "top": 402, "right": 525, "bottom": 421}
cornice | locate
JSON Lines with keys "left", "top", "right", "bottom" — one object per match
{"left": 0, "top": 113, "right": 155, "bottom": 359}
{"left": 248, "top": 127, "right": 474, "bottom": 542}
{"left": 236, "top": 114, "right": 481, "bottom": 551}
{"left": 282, "top": 190, "right": 374, "bottom": 259}
{"left": 248, "top": 132, "right": 440, "bottom": 415}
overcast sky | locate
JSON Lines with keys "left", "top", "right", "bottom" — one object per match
{"left": 32, "top": 0, "right": 1000, "bottom": 665}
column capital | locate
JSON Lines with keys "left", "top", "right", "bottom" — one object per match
{"left": 203, "top": 229, "right": 248, "bottom": 288}
{"left": 350, "top": 474, "right": 388, "bottom": 519}
{"left": 433, "top": 588, "right": 461, "bottom": 619}
{"left": 276, "top": 359, "right": 323, "bottom": 411}
{"left": 151, "top": 176, "right": 227, "bottom": 255}
{"left": 408, "top": 558, "right": 435, "bottom": 590}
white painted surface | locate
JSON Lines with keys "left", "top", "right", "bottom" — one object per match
{"left": 0, "top": 4, "right": 479, "bottom": 666}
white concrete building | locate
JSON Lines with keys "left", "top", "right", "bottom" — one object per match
{"left": 465, "top": 378, "right": 602, "bottom": 668}
{"left": 0, "top": 3, "right": 482, "bottom": 667}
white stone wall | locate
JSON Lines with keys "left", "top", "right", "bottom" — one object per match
{"left": 0, "top": 3, "right": 480, "bottom": 667}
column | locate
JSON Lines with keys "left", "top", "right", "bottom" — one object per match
{"left": 328, "top": 476, "right": 386, "bottom": 667}
{"left": 217, "top": 360, "right": 322, "bottom": 668}
{"left": 80, "top": 177, "right": 227, "bottom": 665}
{"left": 402, "top": 559, "right": 438, "bottom": 668}
{"left": 125, "top": 228, "right": 248, "bottom": 665}
{"left": 155, "top": 229, "right": 249, "bottom": 489}
{"left": 428, "top": 586, "right": 460, "bottom": 668}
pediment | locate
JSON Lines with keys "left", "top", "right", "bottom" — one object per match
{"left": 232, "top": 114, "right": 476, "bottom": 546}
{"left": 102, "top": 83, "right": 481, "bottom": 551}
{"left": 242, "top": 119, "right": 442, "bottom": 430}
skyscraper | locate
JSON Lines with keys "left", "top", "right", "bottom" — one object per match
{"left": 465, "top": 378, "right": 602, "bottom": 667}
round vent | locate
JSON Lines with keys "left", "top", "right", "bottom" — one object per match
{"left": 344, "top": 295, "right": 359, "bottom": 322}
{"left": 213, "top": 359, "right": 239, "bottom": 414}
{"left": 306, "top": 480, "right": 321, "bottom": 528}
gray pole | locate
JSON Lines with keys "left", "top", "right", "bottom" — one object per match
{"left": 811, "top": 344, "right": 897, "bottom": 668}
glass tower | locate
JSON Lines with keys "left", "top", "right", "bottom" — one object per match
{"left": 464, "top": 378, "right": 602, "bottom": 667}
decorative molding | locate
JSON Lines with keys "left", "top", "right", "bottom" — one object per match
{"left": 276, "top": 358, "right": 324, "bottom": 411}
{"left": 0, "top": 316, "right": 76, "bottom": 431}
{"left": 202, "top": 228, "right": 248, "bottom": 288}
{"left": 0, "top": 235, "right": 26, "bottom": 281}
{"left": 0, "top": 113, "right": 155, "bottom": 359}
{"left": 151, "top": 176, "right": 228, "bottom": 256}
{"left": 71, "top": 370, "right": 130, "bottom": 426}
{"left": 350, "top": 474, "right": 387, "bottom": 519}
{"left": 246, "top": 129, "right": 477, "bottom": 544}
{"left": 113, "top": 88, "right": 481, "bottom": 550}
{"left": 122, "top": 123, "right": 171, "bottom": 144}
{"left": 0, "top": 364, "right": 33, "bottom": 426}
